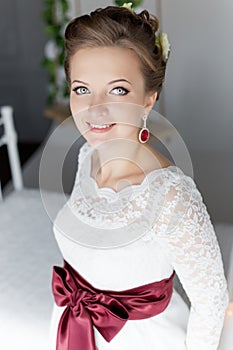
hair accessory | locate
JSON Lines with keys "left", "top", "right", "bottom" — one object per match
{"left": 155, "top": 33, "right": 171, "bottom": 62}
{"left": 121, "top": 2, "right": 133, "bottom": 11}
{"left": 138, "top": 115, "right": 149, "bottom": 143}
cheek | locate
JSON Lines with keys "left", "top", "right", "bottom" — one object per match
{"left": 70, "top": 94, "right": 89, "bottom": 116}
{"left": 69, "top": 94, "right": 76, "bottom": 113}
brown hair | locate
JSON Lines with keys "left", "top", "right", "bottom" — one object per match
{"left": 64, "top": 6, "right": 170, "bottom": 100}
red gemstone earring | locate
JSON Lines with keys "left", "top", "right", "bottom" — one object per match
{"left": 138, "top": 115, "right": 149, "bottom": 143}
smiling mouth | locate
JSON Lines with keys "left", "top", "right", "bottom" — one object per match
{"left": 87, "top": 122, "right": 116, "bottom": 130}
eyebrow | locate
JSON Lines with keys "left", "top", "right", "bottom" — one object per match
{"left": 71, "top": 79, "right": 132, "bottom": 85}
{"left": 71, "top": 80, "right": 89, "bottom": 85}
{"left": 108, "top": 78, "right": 132, "bottom": 85}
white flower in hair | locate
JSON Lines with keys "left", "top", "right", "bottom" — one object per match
{"left": 155, "top": 32, "right": 171, "bottom": 62}
{"left": 121, "top": 2, "right": 133, "bottom": 11}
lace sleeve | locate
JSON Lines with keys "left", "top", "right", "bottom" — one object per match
{"left": 153, "top": 174, "right": 229, "bottom": 350}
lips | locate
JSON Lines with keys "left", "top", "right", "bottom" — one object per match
{"left": 87, "top": 122, "right": 116, "bottom": 130}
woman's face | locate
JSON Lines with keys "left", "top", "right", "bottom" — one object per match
{"left": 69, "top": 46, "right": 157, "bottom": 146}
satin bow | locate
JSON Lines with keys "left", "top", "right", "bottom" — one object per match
{"left": 52, "top": 260, "right": 174, "bottom": 350}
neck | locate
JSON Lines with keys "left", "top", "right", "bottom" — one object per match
{"left": 91, "top": 140, "right": 150, "bottom": 182}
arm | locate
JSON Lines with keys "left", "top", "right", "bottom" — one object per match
{"left": 153, "top": 174, "right": 229, "bottom": 350}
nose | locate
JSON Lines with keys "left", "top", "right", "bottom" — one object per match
{"left": 88, "top": 91, "right": 106, "bottom": 107}
{"left": 88, "top": 101, "right": 109, "bottom": 120}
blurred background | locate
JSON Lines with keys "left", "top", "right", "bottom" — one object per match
{"left": 0, "top": 0, "right": 232, "bottom": 222}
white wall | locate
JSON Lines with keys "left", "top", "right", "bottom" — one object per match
{"left": 158, "top": 0, "right": 233, "bottom": 222}
{"left": 160, "top": 0, "right": 233, "bottom": 152}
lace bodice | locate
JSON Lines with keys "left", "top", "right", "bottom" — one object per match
{"left": 53, "top": 142, "right": 229, "bottom": 350}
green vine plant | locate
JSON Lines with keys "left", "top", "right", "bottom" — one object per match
{"left": 42, "top": 0, "right": 70, "bottom": 106}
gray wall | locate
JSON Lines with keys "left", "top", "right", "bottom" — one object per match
{"left": 161, "top": 0, "right": 233, "bottom": 153}
{"left": 77, "top": 0, "right": 156, "bottom": 15}
{"left": 159, "top": 0, "right": 233, "bottom": 222}
{"left": 0, "top": 0, "right": 52, "bottom": 143}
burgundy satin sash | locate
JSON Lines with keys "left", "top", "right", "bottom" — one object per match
{"left": 52, "top": 260, "right": 175, "bottom": 350}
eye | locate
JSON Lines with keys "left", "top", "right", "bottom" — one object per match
{"left": 111, "top": 87, "right": 129, "bottom": 96}
{"left": 72, "top": 86, "right": 90, "bottom": 95}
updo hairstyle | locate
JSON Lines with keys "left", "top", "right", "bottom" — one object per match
{"left": 64, "top": 6, "right": 170, "bottom": 101}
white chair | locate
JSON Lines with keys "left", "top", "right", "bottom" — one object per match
{"left": 0, "top": 106, "right": 23, "bottom": 199}
{"left": 0, "top": 106, "right": 63, "bottom": 350}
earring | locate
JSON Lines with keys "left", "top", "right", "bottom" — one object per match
{"left": 138, "top": 115, "right": 149, "bottom": 143}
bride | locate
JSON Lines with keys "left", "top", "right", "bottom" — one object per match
{"left": 49, "top": 4, "right": 229, "bottom": 350}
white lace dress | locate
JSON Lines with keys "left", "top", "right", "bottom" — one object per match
{"left": 49, "top": 142, "right": 229, "bottom": 350}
